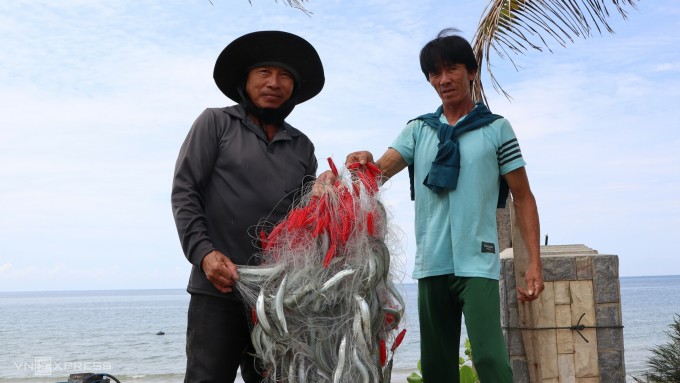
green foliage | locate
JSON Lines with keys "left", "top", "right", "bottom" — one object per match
{"left": 459, "top": 365, "right": 477, "bottom": 383}
{"left": 406, "top": 360, "right": 423, "bottom": 383}
{"left": 644, "top": 314, "right": 680, "bottom": 383}
{"left": 408, "top": 339, "right": 480, "bottom": 383}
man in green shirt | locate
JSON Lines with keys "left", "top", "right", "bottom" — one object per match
{"left": 344, "top": 28, "right": 544, "bottom": 383}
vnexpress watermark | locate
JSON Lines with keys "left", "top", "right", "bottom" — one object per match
{"left": 34, "top": 356, "right": 52, "bottom": 376}
{"left": 14, "top": 357, "right": 112, "bottom": 376}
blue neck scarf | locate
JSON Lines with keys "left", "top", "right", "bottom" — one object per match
{"left": 408, "top": 102, "right": 510, "bottom": 208}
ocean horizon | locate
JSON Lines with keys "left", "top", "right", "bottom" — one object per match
{"left": 1, "top": 275, "right": 679, "bottom": 383}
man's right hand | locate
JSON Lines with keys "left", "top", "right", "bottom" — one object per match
{"left": 346, "top": 149, "right": 406, "bottom": 180}
{"left": 201, "top": 250, "right": 239, "bottom": 293}
{"left": 312, "top": 170, "right": 338, "bottom": 196}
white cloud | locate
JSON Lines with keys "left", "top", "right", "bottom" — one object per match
{"left": 654, "top": 62, "right": 680, "bottom": 72}
{"left": 0, "top": 263, "right": 12, "bottom": 273}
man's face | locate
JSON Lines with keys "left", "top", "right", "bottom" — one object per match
{"left": 245, "top": 65, "right": 295, "bottom": 109}
{"left": 428, "top": 63, "right": 475, "bottom": 106}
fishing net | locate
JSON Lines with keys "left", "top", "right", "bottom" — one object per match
{"left": 235, "top": 158, "right": 407, "bottom": 383}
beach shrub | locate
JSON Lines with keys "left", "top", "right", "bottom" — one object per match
{"left": 406, "top": 338, "right": 480, "bottom": 383}
{"left": 644, "top": 314, "right": 680, "bottom": 383}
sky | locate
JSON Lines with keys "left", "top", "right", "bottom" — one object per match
{"left": 0, "top": 0, "right": 678, "bottom": 292}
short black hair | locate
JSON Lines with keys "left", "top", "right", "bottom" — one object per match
{"left": 419, "top": 28, "right": 478, "bottom": 81}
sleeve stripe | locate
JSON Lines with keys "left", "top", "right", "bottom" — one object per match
{"left": 499, "top": 154, "right": 523, "bottom": 166}
{"left": 497, "top": 138, "right": 518, "bottom": 153}
{"left": 497, "top": 136, "right": 523, "bottom": 167}
{"left": 497, "top": 142, "right": 519, "bottom": 156}
{"left": 498, "top": 148, "right": 522, "bottom": 161}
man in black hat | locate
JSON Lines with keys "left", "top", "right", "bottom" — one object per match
{"left": 171, "top": 30, "right": 325, "bottom": 383}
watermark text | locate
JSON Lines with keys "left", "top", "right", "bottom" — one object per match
{"left": 13, "top": 357, "right": 112, "bottom": 376}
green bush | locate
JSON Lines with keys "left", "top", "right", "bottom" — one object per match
{"left": 644, "top": 314, "right": 680, "bottom": 383}
{"left": 406, "top": 339, "right": 480, "bottom": 383}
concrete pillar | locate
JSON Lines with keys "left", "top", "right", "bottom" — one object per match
{"left": 500, "top": 245, "right": 626, "bottom": 383}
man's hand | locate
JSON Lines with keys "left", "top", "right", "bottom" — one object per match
{"left": 345, "top": 151, "right": 374, "bottom": 166}
{"left": 201, "top": 250, "right": 239, "bottom": 293}
{"left": 517, "top": 262, "right": 544, "bottom": 302}
{"left": 312, "top": 170, "right": 338, "bottom": 196}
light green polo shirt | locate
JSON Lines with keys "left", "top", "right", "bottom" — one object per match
{"left": 391, "top": 107, "right": 525, "bottom": 280}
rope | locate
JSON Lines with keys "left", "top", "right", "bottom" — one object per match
{"left": 503, "top": 313, "right": 624, "bottom": 343}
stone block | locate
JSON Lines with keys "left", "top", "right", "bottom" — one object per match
{"left": 557, "top": 329, "right": 574, "bottom": 354}
{"left": 502, "top": 258, "right": 515, "bottom": 281}
{"left": 599, "top": 350, "right": 626, "bottom": 383}
{"left": 507, "top": 328, "right": 525, "bottom": 356}
{"left": 575, "top": 378, "right": 599, "bottom": 383}
{"left": 556, "top": 304, "right": 572, "bottom": 327}
{"left": 593, "top": 256, "right": 621, "bottom": 304}
{"left": 556, "top": 304, "right": 574, "bottom": 354}
{"left": 532, "top": 282, "right": 556, "bottom": 328}
{"left": 570, "top": 281, "right": 596, "bottom": 327}
{"left": 558, "top": 353, "right": 576, "bottom": 383}
{"left": 575, "top": 256, "right": 593, "bottom": 280}
{"left": 504, "top": 260, "right": 518, "bottom": 306}
{"left": 597, "top": 327, "right": 625, "bottom": 351}
{"left": 503, "top": 261, "right": 515, "bottom": 283}
{"left": 596, "top": 303, "right": 622, "bottom": 327}
{"left": 542, "top": 257, "right": 577, "bottom": 282}
{"left": 507, "top": 289, "right": 518, "bottom": 306}
{"left": 594, "top": 276, "right": 620, "bottom": 304}
{"left": 536, "top": 330, "right": 559, "bottom": 380}
{"left": 573, "top": 329, "right": 599, "bottom": 377}
{"left": 507, "top": 305, "right": 520, "bottom": 328}
{"left": 593, "top": 255, "right": 619, "bottom": 278}
{"left": 511, "top": 357, "right": 529, "bottom": 383}
{"left": 554, "top": 281, "right": 571, "bottom": 305}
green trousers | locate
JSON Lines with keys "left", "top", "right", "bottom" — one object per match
{"left": 418, "top": 274, "right": 513, "bottom": 383}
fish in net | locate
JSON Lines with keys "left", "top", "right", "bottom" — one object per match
{"left": 235, "top": 158, "right": 407, "bottom": 383}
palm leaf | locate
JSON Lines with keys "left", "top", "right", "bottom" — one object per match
{"left": 275, "top": 0, "right": 310, "bottom": 14}
{"left": 471, "top": 0, "right": 639, "bottom": 102}
{"left": 227, "top": 0, "right": 311, "bottom": 14}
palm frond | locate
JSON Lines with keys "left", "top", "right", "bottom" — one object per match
{"left": 275, "top": 0, "right": 310, "bottom": 14}
{"left": 234, "top": 0, "right": 311, "bottom": 14}
{"left": 471, "top": 0, "right": 638, "bottom": 103}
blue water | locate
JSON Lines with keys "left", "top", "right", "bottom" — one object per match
{"left": 1, "top": 276, "right": 678, "bottom": 383}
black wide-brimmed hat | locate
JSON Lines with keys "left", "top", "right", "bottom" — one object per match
{"left": 214, "top": 30, "right": 325, "bottom": 104}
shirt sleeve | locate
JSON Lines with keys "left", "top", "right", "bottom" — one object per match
{"left": 389, "top": 120, "right": 419, "bottom": 165}
{"left": 297, "top": 144, "right": 318, "bottom": 199}
{"left": 171, "top": 109, "right": 221, "bottom": 267}
{"left": 495, "top": 118, "right": 526, "bottom": 175}
{"left": 306, "top": 147, "right": 318, "bottom": 181}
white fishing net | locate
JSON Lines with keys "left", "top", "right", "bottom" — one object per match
{"left": 236, "top": 159, "right": 407, "bottom": 383}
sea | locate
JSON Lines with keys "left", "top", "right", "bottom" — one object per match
{"left": 1, "top": 275, "right": 678, "bottom": 383}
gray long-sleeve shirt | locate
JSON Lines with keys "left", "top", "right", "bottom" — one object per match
{"left": 172, "top": 105, "right": 317, "bottom": 298}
